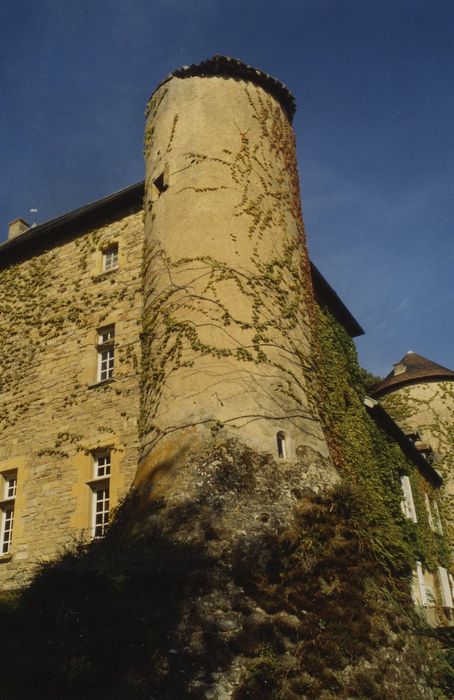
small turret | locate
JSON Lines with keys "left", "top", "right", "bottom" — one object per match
{"left": 374, "top": 352, "right": 454, "bottom": 553}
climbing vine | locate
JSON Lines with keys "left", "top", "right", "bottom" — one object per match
{"left": 381, "top": 383, "right": 454, "bottom": 552}
{"left": 141, "top": 85, "right": 316, "bottom": 449}
{"left": 307, "top": 302, "right": 451, "bottom": 583}
{"left": 0, "top": 214, "right": 142, "bottom": 440}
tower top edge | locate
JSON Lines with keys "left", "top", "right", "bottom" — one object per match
{"left": 148, "top": 55, "right": 297, "bottom": 122}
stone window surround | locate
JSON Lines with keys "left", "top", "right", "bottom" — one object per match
{"left": 97, "top": 325, "right": 115, "bottom": 383}
{"left": 0, "top": 467, "right": 18, "bottom": 560}
{"left": 102, "top": 244, "right": 119, "bottom": 273}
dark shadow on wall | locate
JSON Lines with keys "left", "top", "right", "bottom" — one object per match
{"left": 0, "top": 476, "right": 452, "bottom": 699}
{"left": 0, "top": 494, "right": 216, "bottom": 699}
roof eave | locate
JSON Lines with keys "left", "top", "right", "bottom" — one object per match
{"left": 364, "top": 396, "right": 442, "bottom": 487}
{"left": 0, "top": 181, "right": 144, "bottom": 269}
{"left": 310, "top": 262, "right": 364, "bottom": 338}
{"left": 0, "top": 182, "right": 364, "bottom": 340}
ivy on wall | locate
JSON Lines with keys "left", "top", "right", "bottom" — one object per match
{"left": 0, "top": 216, "right": 142, "bottom": 443}
{"left": 381, "top": 384, "right": 454, "bottom": 549}
{"left": 141, "top": 85, "right": 316, "bottom": 448}
{"left": 308, "top": 302, "right": 450, "bottom": 579}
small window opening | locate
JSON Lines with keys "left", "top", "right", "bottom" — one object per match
{"left": 276, "top": 432, "right": 286, "bottom": 459}
{"left": 94, "top": 451, "right": 111, "bottom": 479}
{"left": 153, "top": 171, "right": 168, "bottom": 196}
{"left": 102, "top": 244, "right": 118, "bottom": 272}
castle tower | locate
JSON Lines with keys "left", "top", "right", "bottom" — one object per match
{"left": 373, "top": 351, "right": 454, "bottom": 550}
{"left": 139, "top": 57, "right": 334, "bottom": 487}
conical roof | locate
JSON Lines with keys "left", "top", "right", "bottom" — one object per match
{"left": 372, "top": 351, "right": 454, "bottom": 396}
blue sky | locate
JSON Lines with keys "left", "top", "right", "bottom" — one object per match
{"left": 1, "top": 0, "right": 453, "bottom": 376}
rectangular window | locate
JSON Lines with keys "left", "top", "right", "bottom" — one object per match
{"left": 415, "top": 561, "right": 427, "bottom": 605}
{"left": 432, "top": 501, "right": 443, "bottom": 535}
{"left": 4, "top": 474, "right": 16, "bottom": 500}
{"left": 0, "top": 470, "right": 17, "bottom": 555}
{"left": 424, "top": 493, "right": 434, "bottom": 531}
{"left": 97, "top": 325, "right": 115, "bottom": 382}
{"left": 415, "top": 561, "right": 431, "bottom": 606}
{"left": 99, "top": 325, "right": 115, "bottom": 345}
{"left": 438, "top": 566, "right": 454, "bottom": 608}
{"left": 92, "top": 486, "right": 110, "bottom": 538}
{"left": 94, "top": 452, "right": 111, "bottom": 478}
{"left": 102, "top": 245, "right": 118, "bottom": 272}
{"left": 90, "top": 450, "right": 111, "bottom": 538}
{"left": 1, "top": 507, "right": 14, "bottom": 554}
{"left": 401, "top": 475, "right": 417, "bottom": 523}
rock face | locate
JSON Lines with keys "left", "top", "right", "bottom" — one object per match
{"left": 140, "top": 57, "right": 335, "bottom": 492}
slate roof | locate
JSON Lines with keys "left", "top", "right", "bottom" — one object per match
{"left": 364, "top": 396, "right": 442, "bottom": 487}
{"left": 149, "top": 55, "right": 297, "bottom": 122}
{"left": 0, "top": 181, "right": 363, "bottom": 338}
{"left": 372, "top": 351, "right": 454, "bottom": 396}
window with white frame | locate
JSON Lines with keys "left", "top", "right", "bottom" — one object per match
{"left": 438, "top": 566, "right": 454, "bottom": 608}
{"left": 415, "top": 561, "right": 436, "bottom": 607}
{"left": 0, "top": 470, "right": 17, "bottom": 555}
{"left": 400, "top": 475, "right": 417, "bottom": 523}
{"left": 424, "top": 493, "right": 434, "bottom": 531}
{"left": 1, "top": 507, "right": 14, "bottom": 555}
{"left": 424, "top": 494, "right": 444, "bottom": 535}
{"left": 415, "top": 561, "right": 428, "bottom": 606}
{"left": 432, "top": 500, "right": 443, "bottom": 535}
{"left": 94, "top": 451, "right": 111, "bottom": 478}
{"left": 102, "top": 244, "right": 118, "bottom": 272}
{"left": 97, "top": 325, "right": 115, "bottom": 382}
{"left": 92, "top": 485, "right": 110, "bottom": 538}
{"left": 4, "top": 473, "right": 17, "bottom": 500}
{"left": 90, "top": 450, "right": 111, "bottom": 538}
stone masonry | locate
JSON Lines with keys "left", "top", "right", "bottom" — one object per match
{"left": 0, "top": 209, "right": 143, "bottom": 588}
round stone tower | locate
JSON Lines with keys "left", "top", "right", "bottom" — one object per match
{"left": 139, "top": 56, "right": 334, "bottom": 492}
{"left": 373, "top": 351, "right": 454, "bottom": 550}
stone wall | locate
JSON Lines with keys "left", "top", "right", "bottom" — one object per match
{"left": 0, "top": 210, "right": 144, "bottom": 588}
{"left": 140, "top": 71, "right": 334, "bottom": 494}
{"left": 381, "top": 380, "right": 454, "bottom": 552}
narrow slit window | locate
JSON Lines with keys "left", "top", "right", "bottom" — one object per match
{"left": 276, "top": 432, "right": 286, "bottom": 459}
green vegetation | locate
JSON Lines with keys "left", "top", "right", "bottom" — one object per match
{"left": 0, "top": 477, "right": 451, "bottom": 699}
{"left": 0, "top": 298, "right": 452, "bottom": 698}
{"left": 310, "top": 303, "right": 450, "bottom": 575}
